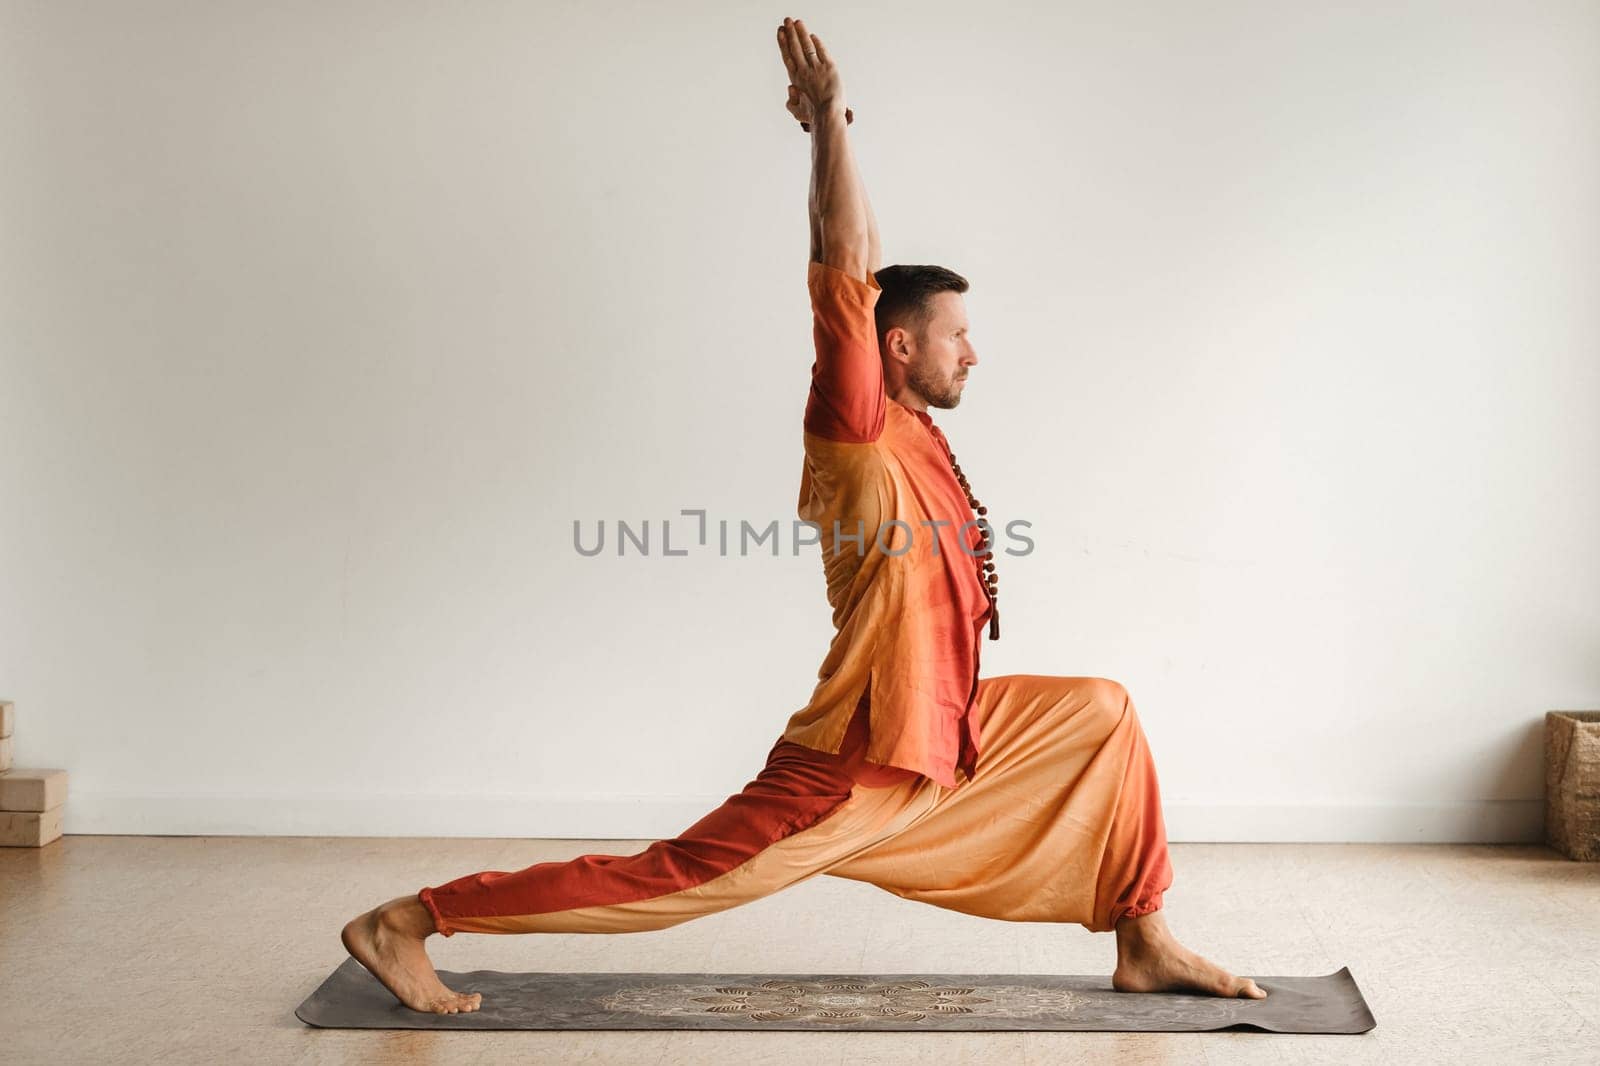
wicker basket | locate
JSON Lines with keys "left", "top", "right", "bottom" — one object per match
{"left": 1546, "top": 710, "right": 1600, "bottom": 861}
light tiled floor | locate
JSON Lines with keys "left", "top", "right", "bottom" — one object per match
{"left": 2, "top": 837, "right": 1595, "bottom": 1064}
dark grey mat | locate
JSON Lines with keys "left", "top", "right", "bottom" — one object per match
{"left": 295, "top": 958, "right": 1376, "bottom": 1033}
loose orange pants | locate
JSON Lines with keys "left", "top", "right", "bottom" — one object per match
{"left": 419, "top": 675, "right": 1173, "bottom": 937}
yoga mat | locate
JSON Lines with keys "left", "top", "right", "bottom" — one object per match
{"left": 296, "top": 959, "right": 1376, "bottom": 1033}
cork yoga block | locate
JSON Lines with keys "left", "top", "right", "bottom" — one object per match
{"left": 0, "top": 736, "right": 11, "bottom": 773}
{"left": 0, "top": 768, "right": 69, "bottom": 812}
{"left": 1545, "top": 710, "right": 1600, "bottom": 862}
{"left": 0, "top": 699, "right": 13, "bottom": 738}
{"left": 0, "top": 806, "right": 63, "bottom": 847}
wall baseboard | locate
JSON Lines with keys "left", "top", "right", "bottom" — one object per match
{"left": 60, "top": 793, "right": 1546, "bottom": 844}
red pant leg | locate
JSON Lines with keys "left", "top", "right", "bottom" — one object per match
{"left": 417, "top": 713, "right": 894, "bottom": 936}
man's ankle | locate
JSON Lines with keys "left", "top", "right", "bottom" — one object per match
{"left": 379, "top": 895, "right": 437, "bottom": 939}
{"left": 1114, "top": 910, "right": 1170, "bottom": 950}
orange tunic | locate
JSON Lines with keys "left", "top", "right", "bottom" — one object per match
{"left": 780, "top": 260, "right": 996, "bottom": 789}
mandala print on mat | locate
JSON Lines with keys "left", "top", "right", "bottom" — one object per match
{"left": 698, "top": 979, "right": 987, "bottom": 1022}
{"left": 600, "top": 978, "right": 1090, "bottom": 1024}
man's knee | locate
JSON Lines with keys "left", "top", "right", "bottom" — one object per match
{"left": 1089, "top": 676, "right": 1130, "bottom": 707}
{"left": 1073, "top": 676, "right": 1132, "bottom": 737}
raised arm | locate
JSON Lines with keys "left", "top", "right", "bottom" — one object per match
{"left": 787, "top": 92, "right": 881, "bottom": 273}
{"left": 778, "top": 18, "right": 878, "bottom": 279}
{"left": 777, "top": 18, "right": 887, "bottom": 443}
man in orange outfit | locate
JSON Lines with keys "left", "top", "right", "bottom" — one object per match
{"left": 340, "top": 17, "right": 1268, "bottom": 1014}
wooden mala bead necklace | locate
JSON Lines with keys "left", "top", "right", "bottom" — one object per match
{"left": 948, "top": 451, "right": 1000, "bottom": 640}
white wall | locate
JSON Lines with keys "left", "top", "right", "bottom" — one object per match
{"left": 2, "top": 1, "right": 1595, "bottom": 842}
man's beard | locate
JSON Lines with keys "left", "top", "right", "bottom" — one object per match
{"left": 908, "top": 360, "right": 964, "bottom": 409}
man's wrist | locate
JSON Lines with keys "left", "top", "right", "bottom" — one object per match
{"left": 801, "top": 105, "right": 855, "bottom": 133}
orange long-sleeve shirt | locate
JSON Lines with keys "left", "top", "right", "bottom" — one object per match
{"left": 780, "top": 260, "right": 996, "bottom": 789}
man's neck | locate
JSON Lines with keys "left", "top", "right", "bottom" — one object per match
{"left": 888, "top": 386, "right": 929, "bottom": 415}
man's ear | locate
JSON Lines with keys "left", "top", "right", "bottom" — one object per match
{"left": 880, "top": 326, "right": 911, "bottom": 366}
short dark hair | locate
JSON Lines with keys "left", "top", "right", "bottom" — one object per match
{"left": 872, "top": 264, "right": 969, "bottom": 348}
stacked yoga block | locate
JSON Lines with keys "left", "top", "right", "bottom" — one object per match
{"left": 0, "top": 700, "right": 69, "bottom": 847}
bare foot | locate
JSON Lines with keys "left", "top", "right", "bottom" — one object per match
{"left": 1111, "top": 910, "right": 1267, "bottom": 999}
{"left": 340, "top": 894, "right": 483, "bottom": 1014}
